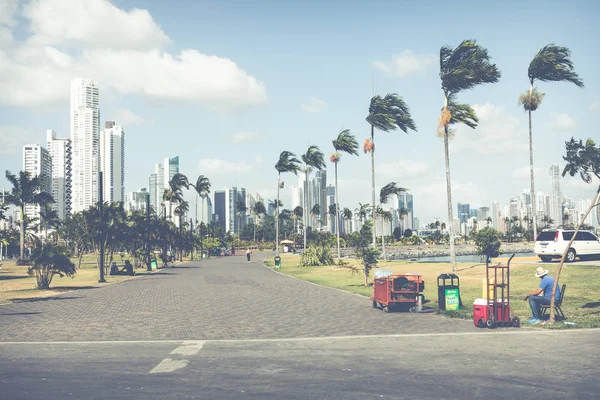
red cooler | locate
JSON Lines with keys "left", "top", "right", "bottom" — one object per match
{"left": 473, "top": 298, "right": 488, "bottom": 327}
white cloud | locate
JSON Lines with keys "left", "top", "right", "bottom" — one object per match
{"left": 0, "top": 0, "right": 18, "bottom": 26}
{"left": 113, "top": 109, "right": 145, "bottom": 126}
{"left": 451, "top": 103, "right": 528, "bottom": 156}
{"left": 377, "top": 160, "right": 429, "bottom": 180}
{"left": 0, "top": 125, "right": 41, "bottom": 155}
{"left": 511, "top": 166, "right": 546, "bottom": 180}
{"left": 301, "top": 97, "right": 327, "bottom": 113}
{"left": 372, "top": 50, "right": 436, "bottom": 77}
{"left": 551, "top": 113, "right": 576, "bottom": 131}
{"left": 589, "top": 102, "right": 600, "bottom": 111}
{"left": 0, "top": 0, "right": 268, "bottom": 109}
{"left": 232, "top": 131, "right": 259, "bottom": 144}
{"left": 198, "top": 157, "right": 262, "bottom": 175}
{"left": 22, "top": 0, "right": 169, "bottom": 49}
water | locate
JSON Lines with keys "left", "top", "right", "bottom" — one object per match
{"left": 414, "top": 252, "right": 534, "bottom": 263}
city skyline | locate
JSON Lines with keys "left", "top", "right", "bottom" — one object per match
{"left": 1, "top": 0, "right": 599, "bottom": 225}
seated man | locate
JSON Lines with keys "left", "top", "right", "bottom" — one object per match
{"left": 121, "top": 260, "right": 134, "bottom": 276}
{"left": 523, "top": 267, "right": 561, "bottom": 324}
{"left": 109, "top": 262, "right": 120, "bottom": 276}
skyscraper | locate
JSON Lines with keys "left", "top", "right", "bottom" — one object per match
{"left": 22, "top": 144, "right": 52, "bottom": 221}
{"left": 46, "top": 130, "right": 72, "bottom": 220}
{"left": 226, "top": 187, "right": 246, "bottom": 234}
{"left": 70, "top": 79, "right": 100, "bottom": 213}
{"left": 100, "top": 122, "right": 125, "bottom": 203}
{"left": 397, "top": 192, "right": 414, "bottom": 230}
{"left": 326, "top": 185, "right": 336, "bottom": 233}
{"left": 549, "top": 164, "right": 562, "bottom": 226}
{"left": 125, "top": 188, "right": 149, "bottom": 213}
{"left": 214, "top": 190, "right": 226, "bottom": 231}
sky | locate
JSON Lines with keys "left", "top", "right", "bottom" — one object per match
{"left": 0, "top": 0, "right": 599, "bottom": 224}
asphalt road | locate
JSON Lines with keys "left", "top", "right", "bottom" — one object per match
{"left": 1, "top": 253, "right": 598, "bottom": 399}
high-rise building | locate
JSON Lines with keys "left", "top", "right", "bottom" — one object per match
{"left": 22, "top": 144, "right": 52, "bottom": 221}
{"left": 125, "top": 188, "right": 149, "bottom": 213}
{"left": 397, "top": 192, "right": 414, "bottom": 230}
{"left": 148, "top": 157, "right": 179, "bottom": 216}
{"left": 315, "top": 170, "right": 327, "bottom": 226}
{"left": 214, "top": 190, "right": 226, "bottom": 231}
{"left": 477, "top": 207, "right": 490, "bottom": 222}
{"left": 549, "top": 164, "right": 562, "bottom": 226}
{"left": 226, "top": 187, "right": 247, "bottom": 234}
{"left": 70, "top": 78, "right": 100, "bottom": 213}
{"left": 100, "top": 122, "right": 125, "bottom": 203}
{"left": 457, "top": 203, "right": 470, "bottom": 224}
{"left": 197, "top": 194, "right": 213, "bottom": 224}
{"left": 46, "top": 130, "right": 72, "bottom": 220}
{"left": 492, "top": 201, "right": 500, "bottom": 231}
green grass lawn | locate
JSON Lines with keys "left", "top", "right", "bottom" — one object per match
{"left": 0, "top": 256, "right": 154, "bottom": 304}
{"left": 266, "top": 253, "right": 600, "bottom": 329}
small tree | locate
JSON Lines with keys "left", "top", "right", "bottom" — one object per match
{"left": 348, "top": 221, "right": 379, "bottom": 286}
{"left": 29, "top": 245, "right": 76, "bottom": 289}
{"left": 472, "top": 227, "right": 501, "bottom": 264}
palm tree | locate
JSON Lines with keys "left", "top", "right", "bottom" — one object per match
{"left": 310, "top": 204, "right": 320, "bottom": 229}
{"left": 486, "top": 216, "right": 492, "bottom": 227}
{"left": 192, "top": 175, "right": 211, "bottom": 225}
{"left": 328, "top": 204, "right": 337, "bottom": 233}
{"left": 252, "top": 201, "right": 266, "bottom": 242}
{"left": 519, "top": 44, "right": 584, "bottom": 241}
{"left": 379, "top": 182, "right": 408, "bottom": 261}
{"left": 300, "top": 146, "right": 326, "bottom": 250}
{"left": 274, "top": 151, "right": 301, "bottom": 256}
{"left": 439, "top": 39, "right": 501, "bottom": 271}
{"left": 5, "top": 170, "right": 54, "bottom": 259}
{"left": 366, "top": 94, "right": 417, "bottom": 247}
{"left": 357, "top": 203, "right": 370, "bottom": 225}
{"left": 331, "top": 128, "right": 359, "bottom": 260}
{"left": 342, "top": 207, "right": 353, "bottom": 234}
{"left": 397, "top": 207, "right": 408, "bottom": 236}
{"left": 38, "top": 204, "right": 60, "bottom": 247}
{"left": 293, "top": 205, "right": 303, "bottom": 234}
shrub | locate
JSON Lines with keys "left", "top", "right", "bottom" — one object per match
{"left": 299, "top": 245, "right": 333, "bottom": 267}
{"left": 29, "top": 245, "right": 76, "bottom": 289}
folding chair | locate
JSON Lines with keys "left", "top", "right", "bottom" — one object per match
{"left": 541, "top": 284, "right": 566, "bottom": 320}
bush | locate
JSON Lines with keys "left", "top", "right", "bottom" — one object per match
{"left": 299, "top": 245, "right": 334, "bottom": 267}
{"left": 16, "top": 258, "right": 31, "bottom": 266}
{"left": 473, "top": 227, "right": 502, "bottom": 263}
{"left": 29, "top": 245, "right": 76, "bottom": 289}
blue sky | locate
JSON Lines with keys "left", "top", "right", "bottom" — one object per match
{"left": 0, "top": 0, "right": 598, "bottom": 224}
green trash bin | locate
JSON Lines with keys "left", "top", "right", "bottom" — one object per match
{"left": 274, "top": 256, "right": 281, "bottom": 268}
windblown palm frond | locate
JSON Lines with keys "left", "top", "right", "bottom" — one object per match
{"left": 440, "top": 39, "right": 501, "bottom": 95}
{"left": 275, "top": 151, "right": 301, "bottom": 175}
{"left": 170, "top": 173, "right": 190, "bottom": 192}
{"left": 332, "top": 129, "right": 359, "bottom": 157}
{"left": 379, "top": 182, "right": 408, "bottom": 204}
{"left": 447, "top": 94, "right": 479, "bottom": 128}
{"left": 366, "top": 94, "right": 417, "bottom": 133}
{"left": 528, "top": 44, "right": 584, "bottom": 87}
{"left": 302, "top": 145, "right": 326, "bottom": 171}
{"left": 562, "top": 138, "right": 600, "bottom": 183}
{"left": 328, "top": 204, "right": 337, "bottom": 216}
{"left": 342, "top": 208, "right": 352, "bottom": 220}
{"left": 253, "top": 201, "right": 266, "bottom": 215}
{"left": 193, "top": 175, "right": 211, "bottom": 196}
{"left": 293, "top": 206, "right": 303, "bottom": 218}
{"left": 310, "top": 204, "right": 320, "bottom": 216}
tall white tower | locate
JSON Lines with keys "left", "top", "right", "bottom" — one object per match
{"left": 46, "top": 130, "right": 72, "bottom": 220}
{"left": 100, "top": 121, "right": 125, "bottom": 203}
{"left": 22, "top": 144, "right": 52, "bottom": 221}
{"left": 549, "top": 164, "right": 562, "bottom": 226}
{"left": 70, "top": 78, "right": 100, "bottom": 213}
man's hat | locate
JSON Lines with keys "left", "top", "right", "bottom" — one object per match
{"left": 535, "top": 267, "right": 548, "bottom": 278}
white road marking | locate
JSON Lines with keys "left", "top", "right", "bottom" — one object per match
{"left": 170, "top": 341, "right": 205, "bottom": 356}
{"left": 0, "top": 328, "right": 597, "bottom": 346}
{"left": 149, "top": 358, "right": 188, "bottom": 374}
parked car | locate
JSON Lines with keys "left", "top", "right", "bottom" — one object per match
{"left": 534, "top": 229, "right": 600, "bottom": 262}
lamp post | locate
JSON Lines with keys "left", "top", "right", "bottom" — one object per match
{"left": 98, "top": 171, "right": 106, "bottom": 283}
{"left": 190, "top": 218, "right": 194, "bottom": 260}
{"left": 146, "top": 195, "right": 151, "bottom": 271}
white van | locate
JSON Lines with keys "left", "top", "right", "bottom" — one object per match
{"left": 534, "top": 229, "right": 600, "bottom": 262}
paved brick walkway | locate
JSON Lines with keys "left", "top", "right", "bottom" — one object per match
{"left": 0, "top": 253, "right": 479, "bottom": 342}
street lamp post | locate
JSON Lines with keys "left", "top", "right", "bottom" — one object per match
{"left": 98, "top": 171, "right": 106, "bottom": 283}
{"left": 190, "top": 218, "right": 194, "bottom": 260}
{"left": 146, "top": 195, "right": 151, "bottom": 271}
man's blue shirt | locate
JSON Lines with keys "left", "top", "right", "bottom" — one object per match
{"left": 539, "top": 275, "right": 560, "bottom": 300}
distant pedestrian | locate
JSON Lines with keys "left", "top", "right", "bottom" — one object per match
{"left": 246, "top": 249, "right": 251, "bottom": 263}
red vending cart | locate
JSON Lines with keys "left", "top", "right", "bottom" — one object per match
{"left": 371, "top": 272, "right": 424, "bottom": 313}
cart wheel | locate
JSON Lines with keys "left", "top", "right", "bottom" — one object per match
{"left": 486, "top": 318, "right": 496, "bottom": 329}
{"left": 383, "top": 306, "right": 389, "bottom": 313}
{"left": 477, "top": 318, "right": 486, "bottom": 328}
{"left": 372, "top": 301, "right": 378, "bottom": 308}
{"left": 409, "top": 306, "right": 416, "bottom": 313}
{"left": 512, "top": 317, "right": 520, "bottom": 327}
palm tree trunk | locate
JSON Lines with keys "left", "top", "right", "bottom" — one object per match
{"left": 549, "top": 185, "right": 600, "bottom": 323}
{"left": 370, "top": 125, "right": 376, "bottom": 247}
{"left": 303, "top": 170, "right": 308, "bottom": 251}
{"left": 335, "top": 162, "right": 341, "bottom": 261}
{"left": 195, "top": 193, "right": 198, "bottom": 225}
{"left": 276, "top": 175, "right": 280, "bottom": 257}
{"left": 19, "top": 206, "right": 25, "bottom": 259}
{"left": 444, "top": 124, "right": 457, "bottom": 272}
{"left": 528, "top": 108, "right": 538, "bottom": 241}
{"left": 381, "top": 225, "right": 386, "bottom": 261}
